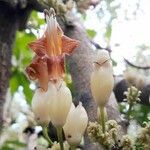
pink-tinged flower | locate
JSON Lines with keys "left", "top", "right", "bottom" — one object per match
{"left": 26, "top": 9, "right": 79, "bottom": 91}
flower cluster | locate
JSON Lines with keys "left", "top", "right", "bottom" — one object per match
{"left": 26, "top": 8, "right": 88, "bottom": 150}
{"left": 123, "top": 86, "right": 141, "bottom": 120}
{"left": 136, "top": 122, "right": 150, "bottom": 149}
{"left": 124, "top": 86, "right": 141, "bottom": 104}
{"left": 87, "top": 120, "right": 120, "bottom": 149}
{"left": 120, "top": 135, "right": 133, "bottom": 150}
{"left": 87, "top": 120, "right": 137, "bottom": 150}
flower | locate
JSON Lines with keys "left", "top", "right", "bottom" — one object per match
{"left": 26, "top": 56, "right": 49, "bottom": 91}
{"left": 26, "top": 8, "right": 79, "bottom": 91}
{"left": 31, "top": 82, "right": 56, "bottom": 125}
{"left": 63, "top": 102, "right": 88, "bottom": 146}
{"left": 124, "top": 86, "right": 141, "bottom": 104}
{"left": 49, "top": 82, "right": 72, "bottom": 127}
{"left": 121, "top": 135, "right": 133, "bottom": 150}
{"left": 90, "top": 50, "right": 114, "bottom": 106}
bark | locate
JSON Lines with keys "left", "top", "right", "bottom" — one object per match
{"left": 64, "top": 14, "right": 97, "bottom": 122}
{"left": 0, "top": 0, "right": 37, "bottom": 131}
{"left": 0, "top": 0, "right": 46, "bottom": 132}
{"left": 0, "top": 2, "right": 18, "bottom": 131}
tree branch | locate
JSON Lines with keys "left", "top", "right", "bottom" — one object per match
{"left": 92, "top": 41, "right": 150, "bottom": 70}
{"left": 124, "top": 58, "right": 150, "bottom": 70}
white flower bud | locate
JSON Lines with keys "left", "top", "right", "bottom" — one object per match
{"left": 63, "top": 102, "right": 88, "bottom": 146}
{"left": 95, "top": 50, "right": 110, "bottom": 65}
{"left": 49, "top": 82, "right": 72, "bottom": 127}
{"left": 90, "top": 50, "right": 114, "bottom": 106}
{"left": 32, "top": 83, "right": 56, "bottom": 125}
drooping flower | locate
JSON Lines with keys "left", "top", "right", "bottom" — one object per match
{"left": 31, "top": 82, "right": 56, "bottom": 125}
{"left": 63, "top": 102, "right": 88, "bottom": 146}
{"left": 90, "top": 50, "right": 114, "bottom": 106}
{"left": 26, "top": 9, "right": 79, "bottom": 91}
{"left": 49, "top": 82, "right": 72, "bottom": 127}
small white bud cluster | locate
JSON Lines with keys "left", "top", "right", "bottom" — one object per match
{"left": 124, "top": 86, "right": 141, "bottom": 104}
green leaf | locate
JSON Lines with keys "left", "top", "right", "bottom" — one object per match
{"left": 0, "top": 140, "right": 26, "bottom": 150}
{"left": 11, "top": 31, "right": 35, "bottom": 104}
{"left": 112, "top": 59, "right": 117, "bottom": 66}
{"left": 65, "top": 61, "right": 75, "bottom": 97}
{"left": 5, "top": 140, "right": 26, "bottom": 147}
{"left": 19, "top": 73, "right": 33, "bottom": 104}
{"left": 105, "top": 25, "right": 112, "bottom": 39}
{"left": 29, "top": 11, "right": 45, "bottom": 28}
{"left": 13, "top": 32, "right": 35, "bottom": 60}
{"left": 82, "top": 13, "right": 87, "bottom": 20}
{"left": 67, "top": 81, "right": 75, "bottom": 98}
{"left": 86, "top": 29, "right": 97, "bottom": 38}
{"left": 13, "top": 31, "right": 35, "bottom": 71}
{"left": 9, "top": 70, "right": 20, "bottom": 94}
{"left": 0, "top": 146, "right": 14, "bottom": 150}
{"left": 9, "top": 70, "right": 33, "bottom": 104}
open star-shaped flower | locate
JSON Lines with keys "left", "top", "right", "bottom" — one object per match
{"left": 26, "top": 9, "right": 79, "bottom": 91}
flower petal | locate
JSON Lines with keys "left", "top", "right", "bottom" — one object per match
{"left": 28, "top": 36, "right": 46, "bottom": 56}
{"left": 62, "top": 35, "right": 80, "bottom": 54}
{"left": 26, "top": 56, "right": 49, "bottom": 91}
{"left": 47, "top": 55, "right": 65, "bottom": 80}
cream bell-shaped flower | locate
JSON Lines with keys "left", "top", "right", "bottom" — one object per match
{"left": 32, "top": 82, "right": 56, "bottom": 125}
{"left": 49, "top": 82, "right": 72, "bottom": 127}
{"left": 90, "top": 50, "right": 114, "bottom": 106}
{"left": 63, "top": 102, "right": 88, "bottom": 146}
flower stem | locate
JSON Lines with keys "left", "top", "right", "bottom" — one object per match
{"left": 70, "top": 145, "right": 77, "bottom": 150}
{"left": 99, "top": 106, "right": 105, "bottom": 133}
{"left": 43, "top": 126, "right": 53, "bottom": 146}
{"left": 56, "top": 127, "right": 64, "bottom": 150}
{"left": 127, "top": 103, "right": 133, "bottom": 120}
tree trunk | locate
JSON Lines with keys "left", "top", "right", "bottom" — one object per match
{"left": 64, "top": 13, "right": 126, "bottom": 149}
{"left": 0, "top": 3, "right": 18, "bottom": 131}
{"left": 0, "top": 0, "right": 36, "bottom": 132}
{"left": 64, "top": 14, "right": 97, "bottom": 122}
